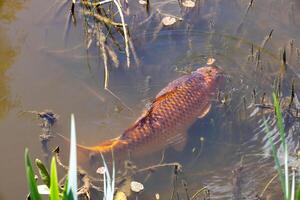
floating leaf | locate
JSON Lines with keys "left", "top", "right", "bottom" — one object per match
{"left": 114, "top": 191, "right": 127, "bottom": 200}
{"left": 162, "top": 16, "right": 177, "bottom": 26}
{"left": 35, "top": 159, "right": 50, "bottom": 188}
{"left": 96, "top": 166, "right": 106, "bottom": 175}
{"left": 24, "top": 149, "right": 42, "bottom": 200}
{"left": 50, "top": 157, "right": 59, "bottom": 200}
{"left": 138, "top": 0, "right": 147, "bottom": 5}
{"left": 130, "top": 181, "right": 144, "bottom": 193}
{"left": 155, "top": 193, "right": 160, "bottom": 200}
{"left": 182, "top": 0, "right": 195, "bottom": 8}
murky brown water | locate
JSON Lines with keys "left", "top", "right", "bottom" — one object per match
{"left": 1, "top": 0, "right": 300, "bottom": 199}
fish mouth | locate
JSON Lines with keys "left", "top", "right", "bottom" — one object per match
{"left": 206, "top": 65, "right": 226, "bottom": 89}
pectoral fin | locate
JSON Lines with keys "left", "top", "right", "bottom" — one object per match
{"left": 198, "top": 103, "right": 211, "bottom": 119}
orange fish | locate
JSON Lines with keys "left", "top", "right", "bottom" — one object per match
{"left": 58, "top": 63, "right": 223, "bottom": 166}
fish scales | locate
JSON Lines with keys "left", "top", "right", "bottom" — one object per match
{"left": 120, "top": 76, "right": 205, "bottom": 145}
{"left": 74, "top": 65, "right": 223, "bottom": 162}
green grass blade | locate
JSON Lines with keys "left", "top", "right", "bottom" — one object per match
{"left": 62, "top": 177, "right": 74, "bottom": 200}
{"left": 291, "top": 169, "right": 295, "bottom": 200}
{"left": 263, "top": 120, "right": 286, "bottom": 196}
{"left": 62, "top": 176, "right": 69, "bottom": 200}
{"left": 67, "top": 114, "right": 77, "bottom": 200}
{"left": 297, "top": 151, "right": 300, "bottom": 200}
{"left": 35, "top": 159, "right": 50, "bottom": 188}
{"left": 101, "top": 154, "right": 115, "bottom": 200}
{"left": 50, "top": 157, "right": 60, "bottom": 200}
{"left": 273, "top": 93, "right": 285, "bottom": 146}
{"left": 273, "top": 93, "right": 289, "bottom": 199}
{"left": 24, "top": 148, "right": 42, "bottom": 200}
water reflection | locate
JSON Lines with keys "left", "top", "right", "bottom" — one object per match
{"left": 0, "top": 1, "right": 24, "bottom": 119}
{"left": 0, "top": 0, "right": 26, "bottom": 23}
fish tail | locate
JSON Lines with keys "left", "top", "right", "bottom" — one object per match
{"left": 52, "top": 133, "right": 95, "bottom": 165}
{"left": 52, "top": 133, "right": 125, "bottom": 167}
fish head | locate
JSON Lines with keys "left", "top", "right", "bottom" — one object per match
{"left": 196, "top": 65, "right": 224, "bottom": 88}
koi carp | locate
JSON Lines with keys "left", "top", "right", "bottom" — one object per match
{"left": 58, "top": 62, "right": 223, "bottom": 166}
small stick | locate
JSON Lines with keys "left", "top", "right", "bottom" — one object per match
{"left": 136, "top": 162, "right": 182, "bottom": 173}
{"left": 83, "top": 11, "right": 125, "bottom": 27}
{"left": 260, "top": 173, "right": 279, "bottom": 198}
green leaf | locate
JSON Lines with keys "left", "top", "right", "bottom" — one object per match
{"left": 62, "top": 177, "right": 74, "bottom": 200}
{"left": 272, "top": 93, "right": 289, "bottom": 200}
{"left": 50, "top": 157, "right": 60, "bottom": 200}
{"left": 24, "top": 148, "right": 41, "bottom": 200}
{"left": 66, "top": 190, "right": 75, "bottom": 200}
{"left": 296, "top": 184, "right": 300, "bottom": 200}
{"left": 67, "top": 114, "right": 77, "bottom": 200}
{"left": 273, "top": 93, "right": 285, "bottom": 145}
{"left": 35, "top": 159, "right": 50, "bottom": 188}
{"left": 61, "top": 177, "right": 69, "bottom": 200}
{"left": 263, "top": 120, "right": 285, "bottom": 196}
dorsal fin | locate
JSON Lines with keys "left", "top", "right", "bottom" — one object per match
{"left": 152, "top": 89, "right": 178, "bottom": 106}
{"left": 156, "top": 75, "right": 190, "bottom": 98}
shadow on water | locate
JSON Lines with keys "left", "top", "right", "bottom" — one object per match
{"left": 1, "top": 0, "right": 300, "bottom": 199}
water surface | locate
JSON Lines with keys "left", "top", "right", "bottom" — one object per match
{"left": 1, "top": 0, "right": 300, "bottom": 199}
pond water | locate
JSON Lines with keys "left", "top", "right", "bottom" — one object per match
{"left": 1, "top": 0, "right": 300, "bottom": 199}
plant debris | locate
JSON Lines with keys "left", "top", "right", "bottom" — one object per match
{"left": 138, "top": 0, "right": 148, "bottom": 6}
{"left": 130, "top": 181, "right": 144, "bottom": 193}
{"left": 162, "top": 16, "right": 177, "bottom": 26}
{"left": 182, "top": 0, "right": 196, "bottom": 8}
{"left": 96, "top": 166, "right": 106, "bottom": 175}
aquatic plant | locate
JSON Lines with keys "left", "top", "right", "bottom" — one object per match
{"left": 25, "top": 149, "right": 74, "bottom": 200}
{"left": 24, "top": 114, "right": 78, "bottom": 200}
{"left": 100, "top": 154, "right": 115, "bottom": 200}
{"left": 263, "top": 93, "right": 300, "bottom": 200}
{"left": 25, "top": 114, "right": 116, "bottom": 199}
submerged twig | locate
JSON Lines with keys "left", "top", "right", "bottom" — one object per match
{"left": 191, "top": 186, "right": 208, "bottom": 200}
{"left": 236, "top": 0, "right": 255, "bottom": 34}
{"left": 136, "top": 162, "right": 182, "bottom": 173}
{"left": 83, "top": 11, "right": 125, "bottom": 27}
{"left": 259, "top": 173, "right": 279, "bottom": 198}
{"left": 110, "top": 0, "right": 130, "bottom": 67}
